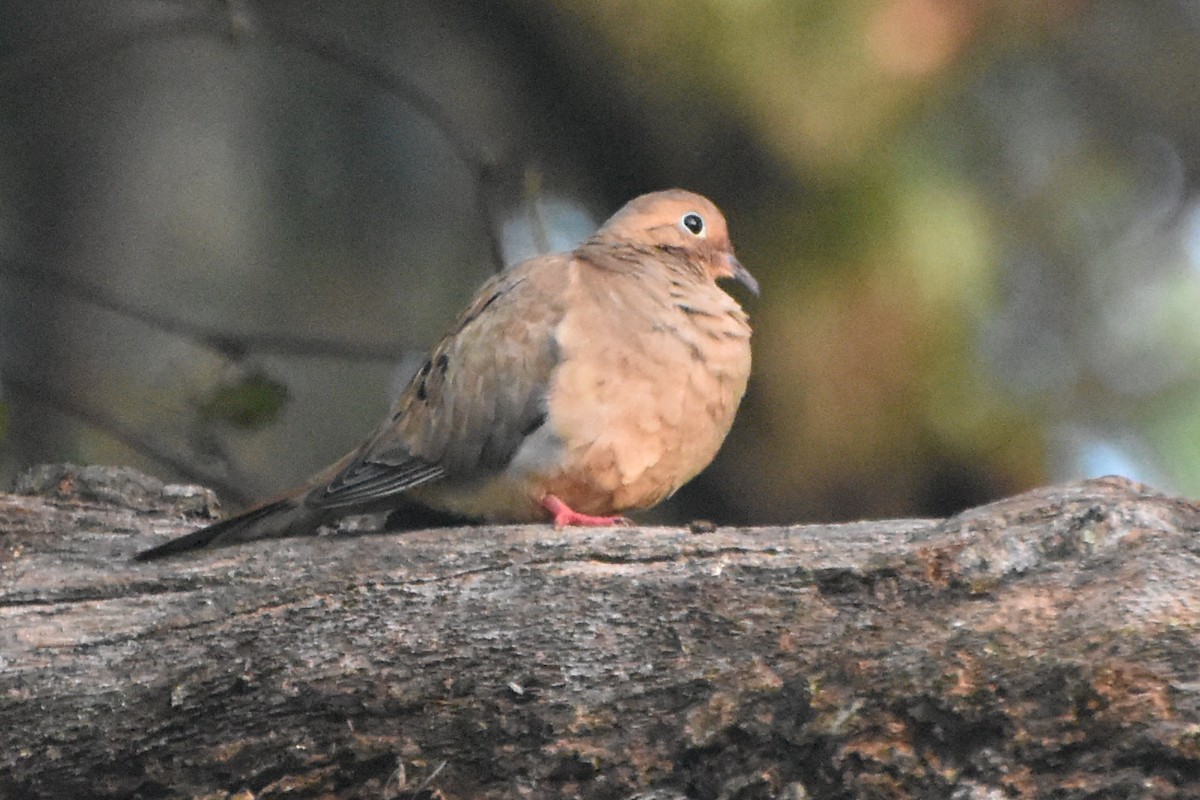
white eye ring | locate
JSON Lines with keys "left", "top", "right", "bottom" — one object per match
{"left": 681, "top": 212, "right": 706, "bottom": 237}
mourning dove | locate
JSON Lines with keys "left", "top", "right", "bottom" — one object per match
{"left": 135, "top": 189, "right": 756, "bottom": 561}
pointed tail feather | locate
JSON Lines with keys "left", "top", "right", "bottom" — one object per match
{"left": 133, "top": 498, "right": 322, "bottom": 561}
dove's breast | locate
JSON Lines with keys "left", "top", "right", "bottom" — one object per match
{"left": 530, "top": 259, "right": 752, "bottom": 515}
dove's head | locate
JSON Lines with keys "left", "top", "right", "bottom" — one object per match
{"left": 590, "top": 189, "right": 759, "bottom": 296}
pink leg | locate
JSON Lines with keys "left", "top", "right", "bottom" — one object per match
{"left": 541, "top": 494, "right": 628, "bottom": 528}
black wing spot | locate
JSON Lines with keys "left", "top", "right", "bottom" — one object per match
{"left": 521, "top": 411, "right": 548, "bottom": 437}
{"left": 479, "top": 291, "right": 502, "bottom": 313}
{"left": 414, "top": 360, "right": 432, "bottom": 402}
{"left": 676, "top": 303, "right": 719, "bottom": 319}
{"left": 455, "top": 290, "right": 505, "bottom": 334}
{"left": 436, "top": 353, "right": 450, "bottom": 373}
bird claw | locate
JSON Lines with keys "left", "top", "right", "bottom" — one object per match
{"left": 541, "top": 495, "right": 628, "bottom": 528}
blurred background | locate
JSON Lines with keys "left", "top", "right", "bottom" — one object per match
{"left": 2, "top": 0, "right": 1199, "bottom": 525}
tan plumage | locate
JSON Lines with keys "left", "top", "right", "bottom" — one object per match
{"left": 135, "top": 189, "right": 756, "bottom": 560}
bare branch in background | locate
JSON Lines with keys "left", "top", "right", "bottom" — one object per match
{"left": 0, "top": 260, "right": 405, "bottom": 362}
{"left": 0, "top": 0, "right": 510, "bottom": 272}
{"left": 257, "top": 14, "right": 510, "bottom": 272}
{"left": 0, "top": 0, "right": 534, "bottom": 486}
{"left": 1, "top": 372, "right": 255, "bottom": 505}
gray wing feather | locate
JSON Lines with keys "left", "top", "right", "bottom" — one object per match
{"left": 307, "top": 257, "right": 568, "bottom": 510}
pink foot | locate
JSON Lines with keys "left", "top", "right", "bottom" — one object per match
{"left": 541, "top": 495, "right": 628, "bottom": 528}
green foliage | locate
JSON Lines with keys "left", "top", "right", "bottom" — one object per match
{"left": 198, "top": 372, "right": 290, "bottom": 430}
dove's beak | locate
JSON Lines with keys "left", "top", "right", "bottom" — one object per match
{"left": 725, "top": 253, "right": 760, "bottom": 297}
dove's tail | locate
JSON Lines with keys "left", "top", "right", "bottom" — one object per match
{"left": 133, "top": 496, "right": 324, "bottom": 561}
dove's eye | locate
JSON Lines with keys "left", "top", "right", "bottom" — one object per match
{"left": 681, "top": 213, "right": 706, "bottom": 237}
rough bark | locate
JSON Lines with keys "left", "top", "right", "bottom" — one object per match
{"left": 2, "top": 464, "right": 1200, "bottom": 800}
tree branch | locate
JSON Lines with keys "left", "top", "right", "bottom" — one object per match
{"left": 2, "top": 467, "right": 1199, "bottom": 799}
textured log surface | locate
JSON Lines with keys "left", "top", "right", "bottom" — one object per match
{"left": 2, "top": 464, "right": 1200, "bottom": 799}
